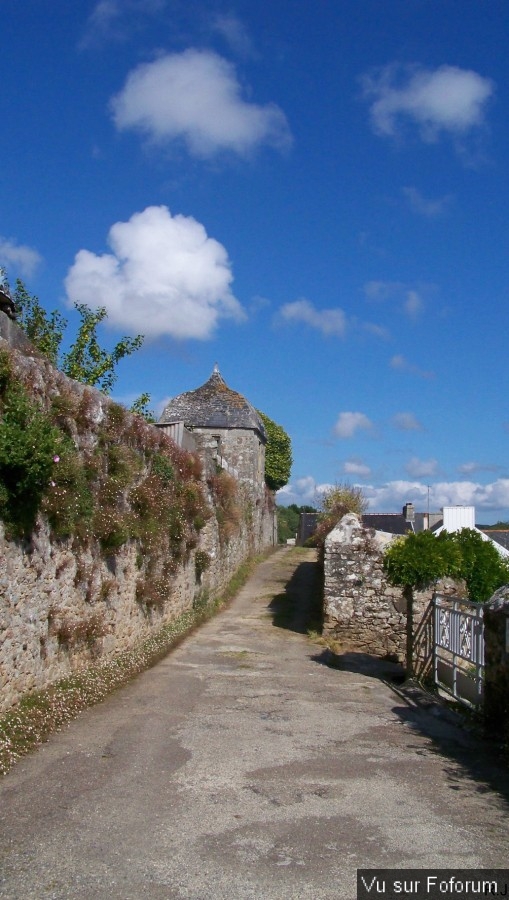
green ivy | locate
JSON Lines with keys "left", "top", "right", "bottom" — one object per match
{"left": 257, "top": 409, "right": 292, "bottom": 492}
{"left": 0, "top": 379, "right": 63, "bottom": 536}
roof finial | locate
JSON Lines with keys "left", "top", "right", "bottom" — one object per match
{"left": 213, "top": 362, "right": 220, "bottom": 375}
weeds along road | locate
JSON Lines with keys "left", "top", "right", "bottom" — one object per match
{"left": 1, "top": 546, "right": 509, "bottom": 900}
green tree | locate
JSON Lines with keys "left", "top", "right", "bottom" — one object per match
{"left": 313, "top": 482, "right": 368, "bottom": 549}
{"left": 12, "top": 277, "right": 67, "bottom": 366}
{"left": 277, "top": 502, "right": 317, "bottom": 544}
{"left": 383, "top": 530, "right": 462, "bottom": 677}
{"left": 129, "top": 392, "right": 156, "bottom": 422}
{"left": 6, "top": 272, "right": 146, "bottom": 397}
{"left": 277, "top": 504, "right": 300, "bottom": 543}
{"left": 382, "top": 527, "right": 509, "bottom": 675}
{"left": 449, "top": 528, "right": 509, "bottom": 603}
{"left": 61, "top": 304, "right": 143, "bottom": 394}
{"left": 383, "top": 530, "right": 461, "bottom": 592}
{"left": 257, "top": 410, "right": 292, "bottom": 492}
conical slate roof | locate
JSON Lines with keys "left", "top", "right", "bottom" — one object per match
{"left": 159, "top": 366, "right": 266, "bottom": 441}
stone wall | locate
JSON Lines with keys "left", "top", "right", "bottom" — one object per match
{"left": 0, "top": 318, "right": 275, "bottom": 712}
{"left": 323, "top": 514, "right": 408, "bottom": 662}
{"left": 323, "top": 513, "right": 462, "bottom": 673}
{"left": 192, "top": 427, "right": 265, "bottom": 494}
{"left": 483, "top": 586, "right": 509, "bottom": 744}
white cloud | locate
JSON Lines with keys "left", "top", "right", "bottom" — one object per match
{"left": 390, "top": 354, "right": 435, "bottom": 380}
{"left": 212, "top": 13, "right": 255, "bottom": 58}
{"left": 279, "top": 299, "right": 346, "bottom": 336}
{"left": 367, "top": 478, "right": 509, "bottom": 514}
{"left": 362, "top": 63, "right": 494, "bottom": 142}
{"left": 433, "top": 479, "right": 509, "bottom": 511}
{"left": 277, "top": 476, "right": 333, "bottom": 507}
{"left": 405, "top": 456, "right": 439, "bottom": 478}
{"left": 64, "top": 205, "right": 245, "bottom": 340}
{"left": 344, "top": 459, "right": 371, "bottom": 478}
{"left": 364, "top": 280, "right": 425, "bottom": 319}
{"left": 402, "top": 186, "right": 452, "bottom": 217}
{"left": 404, "top": 289, "right": 422, "bottom": 318}
{"left": 0, "top": 238, "right": 42, "bottom": 278}
{"left": 458, "top": 462, "right": 479, "bottom": 475}
{"left": 392, "top": 412, "right": 423, "bottom": 431}
{"left": 363, "top": 480, "right": 429, "bottom": 512}
{"left": 334, "top": 411, "right": 373, "bottom": 439}
{"left": 364, "top": 280, "right": 404, "bottom": 301}
{"left": 363, "top": 322, "right": 391, "bottom": 340}
{"left": 80, "top": 0, "right": 165, "bottom": 47}
{"left": 281, "top": 475, "right": 509, "bottom": 520}
{"left": 458, "top": 461, "right": 500, "bottom": 475}
{"left": 111, "top": 49, "right": 292, "bottom": 158}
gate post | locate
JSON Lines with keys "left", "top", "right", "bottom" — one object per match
{"left": 483, "top": 585, "right": 509, "bottom": 742}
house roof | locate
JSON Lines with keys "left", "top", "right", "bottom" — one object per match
{"left": 362, "top": 514, "right": 410, "bottom": 535}
{"left": 481, "top": 530, "right": 509, "bottom": 551}
{"left": 158, "top": 365, "right": 266, "bottom": 441}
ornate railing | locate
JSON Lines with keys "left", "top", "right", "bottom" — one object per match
{"left": 433, "top": 594, "right": 484, "bottom": 707}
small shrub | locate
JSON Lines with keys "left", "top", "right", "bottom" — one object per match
{"left": 49, "top": 610, "right": 107, "bottom": 649}
{"left": 0, "top": 348, "right": 12, "bottom": 397}
{"left": 50, "top": 390, "right": 78, "bottom": 423}
{"left": 0, "top": 379, "right": 63, "bottom": 536}
{"left": 99, "top": 579, "right": 115, "bottom": 603}
{"left": 209, "top": 470, "right": 241, "bottom": 544}
{"left": 136, "top": 575, "right": 171, "bottom": 610}
{"left": 106, "top": 444, "right": 142, "bottom": 486}
{"left": 195, "top": 550, "right": 211, "bottom": 581}
{"left": 75, "top": 389, "right": 98, "bottom": 430}
{"left": 42, "top": 438, "right": 94, "bottom": 540}
{"left": 151, "top": 453, "right": 174, "bottom": 484}
{"left": 312, "top": 483, "right": 368, "bottom": 553}
{"left": 102, "top": 402, "right": 127, "bottom": 441}
{"left": 94, "top": 507, "right": 131, "bottom": 552}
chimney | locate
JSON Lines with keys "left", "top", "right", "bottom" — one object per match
{"left": 403, "top": 502, "right": 415, "bottom": 523}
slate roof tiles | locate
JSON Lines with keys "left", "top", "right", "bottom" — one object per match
{"left": 159, "top": 365, "right": 266, "bottom": 441}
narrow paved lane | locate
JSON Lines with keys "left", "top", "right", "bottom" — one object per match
{"left": 1, "top": 547, "right": 509, "bottom": 900}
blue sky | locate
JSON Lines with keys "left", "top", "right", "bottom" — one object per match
{"left": 2, "top": 0, "right": 509, "bottom": 522}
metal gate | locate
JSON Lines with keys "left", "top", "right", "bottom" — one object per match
{"left": 433, "top": 594, "right": 484, "bottom": 707}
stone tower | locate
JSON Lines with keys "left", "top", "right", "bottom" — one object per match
{"left": 158, "top": 365, "right": 267, "bottom": 496}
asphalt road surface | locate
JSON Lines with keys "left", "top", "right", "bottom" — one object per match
{"left": 1, "top": 546, "right": 509, "bottom": 900}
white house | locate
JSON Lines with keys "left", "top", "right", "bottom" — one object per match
{"left": 433, "top": 506, "right": 509, "bottom": 558}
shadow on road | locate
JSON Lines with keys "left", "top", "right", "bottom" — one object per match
{"left": 268, "top": 556, "right": 509, "bottom": 809}
{"left": 267, "top": 560, "right": 323, "bottom": 635}
{"left": 313, "top": 646, "right": 509, "bottom": 811}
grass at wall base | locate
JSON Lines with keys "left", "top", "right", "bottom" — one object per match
{"left": 0, "top": 553, "right": 268, "bottom": 778}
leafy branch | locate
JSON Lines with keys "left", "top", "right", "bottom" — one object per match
{"left": 2, "top": 269, "right": 147, "bottom": 401}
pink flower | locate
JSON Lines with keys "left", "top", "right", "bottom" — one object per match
{"left": 53, "top": 455, "right": 60, "bottom": 463}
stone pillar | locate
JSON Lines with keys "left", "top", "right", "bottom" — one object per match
{"left": 322, "top": 513, "right": 408, "bottom": 661}
{"left": 483, "top": 585, "right": 509, "bottom": 743}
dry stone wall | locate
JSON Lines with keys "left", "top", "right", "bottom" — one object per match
{"left": 0, "top": 318, "right": 275, "bottom": 712}
{"left": 323, "top": 513, "right": 462, "bottom": 671}
{"left": 323, "top": 514, "right": 409, "bottom": 661}
{"left": 483, "top": 586, "right": 509, "bottom": 743}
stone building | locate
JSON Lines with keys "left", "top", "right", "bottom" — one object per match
{"left": 158, "top": 365, "right": 276, "bottom": 552}
{"left": 158, "top": 365, "right": 267, "bottom": 498}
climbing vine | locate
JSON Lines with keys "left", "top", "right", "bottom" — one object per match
{"left": 257, "top": 409, "right": 292, "bottom": 492}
